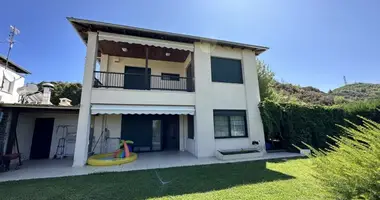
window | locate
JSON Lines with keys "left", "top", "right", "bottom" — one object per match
{"left": 187, "top": 115, "right": 194, "bottom": 139}
{"left": 213, "top": 110, "right": 247, "bottom": 138}
{"left": 1, "top": 78, "right": 11, "bottom": 93}
{"left": 161, "top": 73, "right": 180, "bottom": 81}
{"left": 211, "top": 57, "right": 243, "bottom": 84}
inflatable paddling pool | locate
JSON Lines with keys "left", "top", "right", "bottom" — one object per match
{"left": 87, "top": 140, "right": 137, "bottom": 166}
{"left": 87, "top": 152, "right": 137, "bottom": 166}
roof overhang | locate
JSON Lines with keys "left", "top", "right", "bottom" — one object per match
{"left": 0, "top": 55, "right": 31, "bottom": 74}
{"left": 91, "top": 104, "right": 195, "bottom": 115}
{"left": 67, "top": 17, "right": 269, "bottom": 55}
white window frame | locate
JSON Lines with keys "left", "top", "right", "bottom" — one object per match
{"left": 1, "top": 77, "right": 12, "bottom": 93}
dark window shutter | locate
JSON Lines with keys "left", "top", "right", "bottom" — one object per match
{"left": 187, "top": 115, "right": 194, "bottom": 139}
{"left": 211, "top": 57, "right": 243, "bottom": 84}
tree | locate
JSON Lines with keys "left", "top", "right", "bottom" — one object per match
{"left": 37, "top": 81, "right": 82, "bottom": 105}
{"left": 256, "top": 59, "right": 276, "bottom": 100}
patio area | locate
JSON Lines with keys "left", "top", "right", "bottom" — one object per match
{"left": 0, "top": 151, "right": 303, "bottom": 183}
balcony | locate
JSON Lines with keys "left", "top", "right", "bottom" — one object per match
{"left": 93, "top": 71, "right": 194, "bottom": 92}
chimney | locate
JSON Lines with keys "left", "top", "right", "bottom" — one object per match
{"left": 41, "top": 83, "right": 54, "bottom": 105}
{"left": 59, "top": 98, "right": 72, "bottom": 106}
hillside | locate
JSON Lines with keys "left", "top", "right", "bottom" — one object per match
{"left": 274, "top": 82, "right": 380, "bottom": 105}
{"left": 331, "top": 83, "right": 380, "bottom": 101}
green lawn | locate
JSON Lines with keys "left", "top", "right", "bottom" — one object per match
{"left": 0, "top": 158, "right": 327, "bottom": 200}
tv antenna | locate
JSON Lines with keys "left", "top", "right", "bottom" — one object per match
{"left": 1, "top": 25, "right": 20, "bottom": 89}
{"left": 4, "top": 25, "right": 20, "bottom": 70}
{"left": 343, "top": 76, "right": 347, "bottom": 85}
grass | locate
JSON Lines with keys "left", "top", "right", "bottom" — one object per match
{"left": 0, "top": 158, "right": 327, "bottom": 200}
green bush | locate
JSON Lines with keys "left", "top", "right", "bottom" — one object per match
{"left": 259, "top": 100, "right": 380, "bottom": 151}
{"left": 304, "top": 118, "right": 380, "bottom": 199}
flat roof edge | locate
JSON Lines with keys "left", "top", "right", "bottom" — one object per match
{"left": 0, "top": 103, "right": 80, "bottom": 110}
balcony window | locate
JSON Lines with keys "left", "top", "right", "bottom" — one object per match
{"left": 161, "top": 73, "right": 180, "bottom": 81}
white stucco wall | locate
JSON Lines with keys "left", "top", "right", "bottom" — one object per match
{"left": 193, "top": 42, "right": 215, "bottom": 157}
{"left": 104, "top": 55, "right": 187, "bottom": 77}
{"left": 0, "top": 66, "right": 25, "bottom": 103}
{"left": 91, "top": 88, "right": 195, "bottom": 106}
{"left": 186, "top": 138, "right": 196, "bottom": 155}
{"left": 193, "top": 42, "right": 265, "bottom": 157}
{"left": 182, "top": 115, "right": 196, "bottom": 155}
{"left": 92, "top": 114, "right": 122, "bottom": 154}
{"left": 179, "top": 115, "right": 186, "bottom": 151}
{"left": 15, "top": 114, "right": 35, "bottom": 161}
{"left": 211, "top": 83, "right": 247, "bottom": 109}
{"left": 241, "top": 49, "right": 266, "bottom": 149}
{"left": 15, "top": 112, "right": 79, "bottom": 161}
{"left": 215, "top": 138, "right": 251, "bottom": 151}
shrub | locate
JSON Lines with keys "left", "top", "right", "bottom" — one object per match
{"left": 333, "top": 95, "right": 347, "bottom": 104}
{"left": 304, "top": 118, "right": 380, "bottom": 199}
{"left": 259, "top": 100, "right": 380, "bottom": 151}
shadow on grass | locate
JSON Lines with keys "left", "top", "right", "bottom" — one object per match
{"left": 0, "top": 160, "right": 295, "bottom": 200}
{"left": 266, "top": 156, "right": 309, "bottom": 163}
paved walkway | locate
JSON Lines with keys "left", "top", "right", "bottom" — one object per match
{"left": 0, "top": 151, "right": 303, "bottom": 183}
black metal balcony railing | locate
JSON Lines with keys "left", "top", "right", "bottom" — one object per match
{"left": 93, "top": 71, "right": 194, "bottom": 92}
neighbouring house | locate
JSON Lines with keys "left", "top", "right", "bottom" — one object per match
{"left": 68, "top": 18, "right": 269, "bottom": 167}
{"left": 0, "top": 63, "right": 79, "bottom": 169}
{"left": 0, "top": 55, "right": 31, "bottom": 103}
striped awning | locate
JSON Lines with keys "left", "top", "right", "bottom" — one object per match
{"left": 98, "top": 31, "right": 194, "bottom": 52}
{"left": 91, "top": 104, "right": 195, "bottom": 115}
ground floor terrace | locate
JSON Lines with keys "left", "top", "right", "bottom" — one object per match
{"left": 0, "top": 104, "right": 303, "bottom": 183}
{"left": 0, "top": 151, "right": 302, "bottom": 182}
{"left": 1, "top": 105, "right": 263, "bottom": 171}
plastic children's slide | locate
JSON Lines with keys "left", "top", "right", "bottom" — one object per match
{"left": 87, "top": 140, "right": 137, "bottom": 166}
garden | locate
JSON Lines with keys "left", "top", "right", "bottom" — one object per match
{"left": 0, "top": 100, "right": 378, "bottom": 199}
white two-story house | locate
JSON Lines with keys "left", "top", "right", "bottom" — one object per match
{"left": 0, "top": 55, "right": 31, "bottom": 103}
{"left": 68, "top": 18, "right": 269, "bottom": 167}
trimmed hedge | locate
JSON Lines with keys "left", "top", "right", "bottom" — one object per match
{"left": 259, "top": 100, "right": 380, "bottom": 151}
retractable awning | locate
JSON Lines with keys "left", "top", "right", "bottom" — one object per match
{"left": 91, "top": 105, "right": 195, "bottom": 115}
{"left": 98, "top": 31, "right": 194, "bottom": 52}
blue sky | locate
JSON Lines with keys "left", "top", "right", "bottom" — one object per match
{"left": 1, "top": 0, "right": 379, "bottom": 91}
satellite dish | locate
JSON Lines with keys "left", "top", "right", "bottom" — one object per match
{"left": 17, "top": 84, "right": 38, "bottom": 96}
{"left": 3, "top": 70, "right": 15, "bottom": 81}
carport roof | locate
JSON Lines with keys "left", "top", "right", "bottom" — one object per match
{"left": 0, "top": 104, "right": 80, "bottom": 111}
